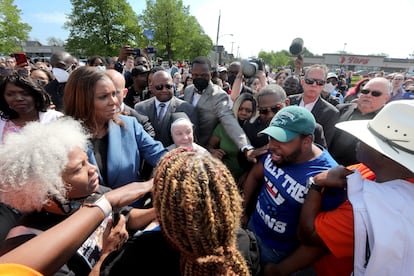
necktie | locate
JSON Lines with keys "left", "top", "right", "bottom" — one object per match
{"left": 158, "top": 103, "right": 166, "bottom": 123}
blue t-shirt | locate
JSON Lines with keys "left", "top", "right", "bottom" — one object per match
{"left": 250, "top": 148, "right": 346, "bottom": 254}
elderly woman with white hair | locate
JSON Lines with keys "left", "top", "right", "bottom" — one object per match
{"left": 167, "top": 116, "right": 208, "bottom": 153}
{"left": 0, "top": 117, "right": 153, "bottom": 275}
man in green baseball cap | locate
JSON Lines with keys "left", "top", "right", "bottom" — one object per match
{"left": 242, "top": 105, "right": 346, "bottom": 268}
{"left": 259, "top": 105, "right": 316, "bottom": 143}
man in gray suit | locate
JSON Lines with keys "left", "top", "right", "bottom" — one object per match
{"left": 183, "top": 56, "right": 262, "bottom": 162}
{"left": 135, "top": 70, "right": 198, "bottom": 147}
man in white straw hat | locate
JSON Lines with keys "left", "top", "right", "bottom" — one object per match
{"left": 264, "top": 100, "right": 414, "bottom": 276}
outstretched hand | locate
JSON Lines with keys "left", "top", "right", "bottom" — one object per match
{"left": 314, "top": 165, "right": 353, "bottom": 189}
{"left": 105, "top": 179, "right": 153, "bottom": 209}
{"left": 245, "top": 146, "right": 268, "bottom": 163}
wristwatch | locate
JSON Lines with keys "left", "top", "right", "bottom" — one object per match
{"left": 83, "top": 193, "right": 112, "bottom": 217}
{"left": 306, "top": 177, "right": 323, "bottom": 193}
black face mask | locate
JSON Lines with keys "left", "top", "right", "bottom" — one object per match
{"left": 193, "top": 78, "right": 209, "bottom": 92}
{"left": 227, "top": 75, "right": 236, "bottom": 86}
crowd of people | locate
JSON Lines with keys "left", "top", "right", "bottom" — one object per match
{"left": 0, "top": 47, "right": 413, "bottom": 276}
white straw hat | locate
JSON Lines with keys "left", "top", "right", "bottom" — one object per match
{"left": 336, "top": 100, "right": 414, "bottom": 172}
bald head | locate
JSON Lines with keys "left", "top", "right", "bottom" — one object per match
{"left": 106, "top": 69, "right": 126, "bottom": 90}
{"left": 152, "top": 70, "right": 174, "bottom": 102}
{"left": 50, "top": 51, "right": 73, "bottom": 70}
{"left": 152, "top": 70, "right": 171, "bottom": 82}
{"left": 357, "top": 77, "right": 391, "bottom": 114}
{"left": 106, "top": 69, "right": 127, "bottom": 109}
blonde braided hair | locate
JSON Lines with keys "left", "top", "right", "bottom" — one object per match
{"left": 153, "top": 147, "right": 250, "bottom": 276}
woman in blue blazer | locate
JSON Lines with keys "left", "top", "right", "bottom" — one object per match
{"left": 63, "top": 66, "right": 167, "bottom": 208}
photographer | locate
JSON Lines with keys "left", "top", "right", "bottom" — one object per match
{"left": 229, "top": 59, "right": 267, "bottom": 102}
{"left": 114, "top": 46, "right": 151, "bottom": 88}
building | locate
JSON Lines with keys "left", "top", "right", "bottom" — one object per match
{"left": 302, "top": 53, "right": 414, "bottom": 75}
{"left": 21, "top": 40, "right": 65, "bottom": 62}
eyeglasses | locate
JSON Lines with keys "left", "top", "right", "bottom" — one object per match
{"left": 393, "top": 78, "right": 404, "bottom": 81}
{"left": 258, "top": 106, "right": 281, "bottom": 115}
{"left": 360, "top": 89, "right": 382, "bottom": 97}
{"left": 304, "top": 78, "right": 325, "bottom": 86}
{"left": 154, "top": 84, "right": 173, "bottom": 91}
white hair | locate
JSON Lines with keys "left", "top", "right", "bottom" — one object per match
{"left": 0, "top": 117, "right": 90, "bottom": 212}
{"left": 170, "top": 117, "right": 193, "bottom": 132}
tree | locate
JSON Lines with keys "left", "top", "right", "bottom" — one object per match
{"left": 46, "top": 37, "right": 65, "bottom": 47}
{"left": 64, "top": 0, "right": 142, "bottom": 57}
{"left": 140, "top": 0, "right": 213, "bottom": 61}
{"left": 0, "top": 0, "right": 31, "bottom": 55}
{"left": 258, "top": 47, "right": 316, "bottom": 69}
{"left": 258, "top": 50, "right": 291, "bottom": 69}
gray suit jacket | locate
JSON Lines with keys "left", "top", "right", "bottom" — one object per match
{"left": 135, "top": 96, "right": 198, "bottom": 147}
{"left": 183, "top": 82, "right": 250, "bottom": 149}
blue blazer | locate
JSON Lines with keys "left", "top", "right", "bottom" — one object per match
{"left": 88, "top": 115, "right": 167, "bottom": 190}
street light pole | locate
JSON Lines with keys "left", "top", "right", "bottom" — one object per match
{"left": 215, "top": 10, "right": 221, "bottom": 67}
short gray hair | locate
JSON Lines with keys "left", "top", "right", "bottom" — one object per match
{"left": 0, "top": 117, "right": 90, "bottom": 212}
{"left": 256, "top": 84, "right": 287, "bottom": 104}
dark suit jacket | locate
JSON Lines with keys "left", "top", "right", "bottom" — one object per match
{"left": 44, "top": 79, "right": 66, "bottom": 112}
{"left": 135, "top": 96, "right": 198, "bottom": 147}
{"left": 288, "top": 94, "right": 339, "bottom": 148}
{"left": 122, "top": 104, "right": 156, "bottom": 138}
{"left": 329, "top": 103, "right": 380, "bottom": 166}
{"left": 183, "top": 82, "right": 250, "bottom": 148}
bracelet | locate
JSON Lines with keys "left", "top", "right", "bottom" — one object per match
{"left": 83, "top": 194, "right": 112, "bottom": 217}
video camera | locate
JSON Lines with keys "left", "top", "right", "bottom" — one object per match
{"left": 242, "top": 58, "right": 265, "bottom": 78}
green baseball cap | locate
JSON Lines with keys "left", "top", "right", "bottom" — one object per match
{"left": 259, "top": 105, "right": 316, "bottom": 142}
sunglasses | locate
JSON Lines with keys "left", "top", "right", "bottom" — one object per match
{"left": 258, "top": 106, "right": 281, "bottom": 115}
{"left": 360, "top": 89, "right": 382, "bottom": 97}
{"left": 304, "top": 78, "right": 325, "bottom": 86}
{"left": 154, "top": 84, "right": 173, "bottom": 91}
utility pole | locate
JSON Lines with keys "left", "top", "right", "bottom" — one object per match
{"left": 215, "top": 10, "right": 221, "bottom": 67}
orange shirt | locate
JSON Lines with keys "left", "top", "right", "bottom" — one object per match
{"left": 313, "top": 163, "right": 375, "bottom": 276}
{"left": 0, "top": 264, "right": 42, "bottom": 276}
{"left": 314, "top": 200, "right": 354, "bottom": 276}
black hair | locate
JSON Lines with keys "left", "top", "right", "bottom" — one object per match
{"left": 0, "top": 73, "right": 51, "bottom": 120}
{"left": 191, "top": 56, "right": 211, "bottom": 70}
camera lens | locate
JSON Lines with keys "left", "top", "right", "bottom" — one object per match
{"left": 242, "top": 60, "right": 257, "bottom": 78}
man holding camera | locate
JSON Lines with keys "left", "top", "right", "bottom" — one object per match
{"left": 228, "top": 60, "right": 267, "bottom": 102}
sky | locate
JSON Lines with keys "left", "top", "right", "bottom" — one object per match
{"left": 14, "top": 0, "right": 414, "bottom": 59}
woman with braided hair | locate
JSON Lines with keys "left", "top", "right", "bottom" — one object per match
{"left": 101, "top": 147, "right": 259, "bottom": 276}
{"left": 153, "top": 148, "right": 249, "bottom": 276}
